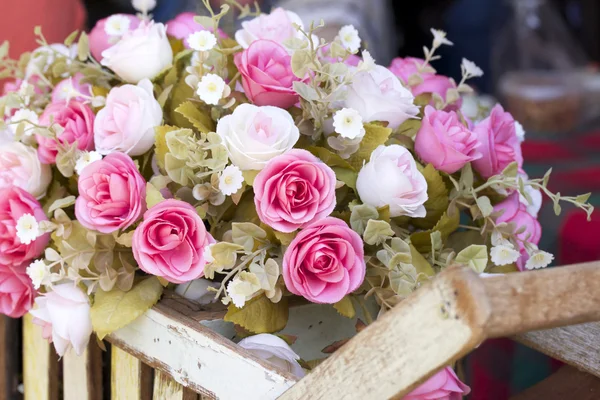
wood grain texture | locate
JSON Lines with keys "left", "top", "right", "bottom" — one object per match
{"left": 63, "top": 341, "right": 103, "bottom": 400}
{"left": 515, "top": 322, "right": 600, "bottom": 378}
{"left": 111, "top": 346, "right": 153, "bottom": 400}
{"left": 22, "top": 313, "right": 58, "bottom": 400}
{"left": 511, "top": 366, "right": 600, "bottom": 400}
{"left": 0, "top": 316, "right": 20, "bottom": 400}
{"left": 153, "top": 370, "right": 198, "bottom": 400}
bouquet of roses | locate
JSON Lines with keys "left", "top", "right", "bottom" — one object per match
{"left": 0, "top": 0, "right": 592, "bottom": 390}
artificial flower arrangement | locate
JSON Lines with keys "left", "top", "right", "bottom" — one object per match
{"left": 0, "top": 0, "right": 593, "bottom": 394}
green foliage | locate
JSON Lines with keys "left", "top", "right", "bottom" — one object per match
{"left": 455, "top": 245, "right": 488, "bottom": 273}
{"left": 333, "top": 296, "right": 356, "bottom": 319}
{"left": 347, "top": 123, "right": 392, "bottom": 171}
{"left": 412, "top": 164, "right": 449, "bottom": 229}
{"left": 224, "top": 295, "right": 289, "bottom": 334}
{"left": 175, "top": 101, "right": 215, "bottom": 133}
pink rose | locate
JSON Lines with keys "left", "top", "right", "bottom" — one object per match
{"left": 234, "top": 40, "right": 305, "bottom": 109}
{"left": 389, "top": 57, "right": 461, "bottom": 110}
{"left": 132, "top": 200, "right": 214, "bottom": 284}
{"left": 88, "top": 14, "right": 141, "bottom": 61}
{"left": 75, "top": 153, "right": 146, "bottom": 234}
{"left": 494, "top": 192, "right": 542, "bottom": 270}
{"left": 234, "top": 8, "right": 306, "bottom": 49}
{"left": 403, "top": 367, "right": 470, "bottom": 400}
{"left": 0, "top": 263, "right": 35, "bottom": 318}
{"left": 166, "top": 12, "right": 227, "bottom": 47}
{"left": 0, "top": 187, "right": 49, "bottom": 266}
{"left": 51, "top": 73, "right": 92, "bottom": 103}
{"left": 414, "top": 105, "right": 482, "bottom": 174}
{"left": 472, "top": 104, "right": 523, "bottom": 179}
{"left": 253, "top": 149, "right": 336, "bottom": 233}
{"left": 37, "top": 101, "right": 95, "bottom": 164}
{"left": 3, "top": 76, "right": 45, "bottom": 96}
{"left": 283, "top": 217, "right": 365, "bottom": 303}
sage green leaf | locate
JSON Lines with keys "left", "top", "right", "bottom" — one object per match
{"left": 333, "top": 296, "right": 356, "bottom": 319}
{"left": 363, "top": 219, "right": 394, "bottom": 245}
{"left": 145, "top": 183, "right": 164, "bottom": 209}
{"left": 231, "top": 222, "right": 267, "bottom": 252}
{"left": 175, "top": 101, "right": 215, "bottom": 133}
{"left": 412, "top": 164, "right": 449, "bottom": 229}
{"left": 475, "top": 196, "right": 493, "bottom": 218}
{"left": 455, "top": 245, "right": 488, "bottom": 273}
{"left": 348, "top": 123, "right": 392, "bottom": 171}
{"left": 350, "top": 204, "right": 379, "bottom": 235}
{"left": 224, "top": 295, "right": 288, "bottom": 334}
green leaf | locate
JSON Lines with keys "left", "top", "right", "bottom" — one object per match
{"left": 501, "top": 161, "right": 518, "bottom": 178}
{"left": 542, "top": 168, "right": 552, "bottom": 187}
{"left": 363, "top": 219, "right": 394, "bottom": 245}
{"left": 307, "top": 146, "right": 354, "bottom": 170}
{"left": 64, "top": 30, "right": 79, "bottom": 47}
{"left": 459, "top": 163, "right": 473, "bottom": 190}
{"left": 231, "top": 222, "right": 267, "bottom": 252}
{"left": 350, "top": 204, "right": 379, "bottom": 235}
{"left": 91, "top": 277, "right": 163, "bottom": 340}
{"left": 209, "top": 242, "right": 243, "bottom": 271}
{"left": 412, "top": 164, "right": 449, "bottom": 229}
{"left": 175, "top": 101, "right": 215, "bottom": 133}
{"left": 291, "top": 49, "right": 311, "bottom": 78}
{"left": 475, "top": 196, "right": 493, "bottom": 218}
{"left": 48, "top": 196, "right": 76, "bottom": 214}
{"left": 348, "top": 123, "right": 392, "bottom": 171}
{"left": 273, "top": 230, "right": 297, "bottom": 246}
{"left": 455, "top": 245, "right": 488, "bottom": 273}
{"left": 576, "top": 193, "right": 591, "bottom": 204}
{"left": 145, "top": 183, "right": 165, "bottom": 209}
{"left": 242, "top": 170, "right": 260, "bottom": 186}
{"left": 332, "top": 167, "right": 358, "bottom": 190}
{"left": 293, "top": 81, "right": 319, "bottom": 101}
{"left": 224, "top": 295, "right": 289, "bottom": 334}
{"left": 154, "top": 125, "right": 179, "bottom": 170}
{"left": 77, "top": 32, "right": 89, "bottom": 61}
{"left": 410, "top": 244, "right": 435, "bottom": 278}
{"left": 333, "top": 296, "right": 356, "bottom": 318}
{"left": 410, "top": 209, "right": 459, "bottom": 253}
{"left": 397, "top": 119, "right": 421, "bottom": 139}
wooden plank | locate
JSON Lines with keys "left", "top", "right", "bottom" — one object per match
{"left": 107, "top": 302, "right": 298, "bottom": 400}
{"left": 111, "top": 346, "right": 153, "bottom": 400}
{"left": 0, "top": 316, "right": 20, "bottom": 400}
{"left": 510, "top": 366, "right": 600, "bottom": 400}
{"left": 22, "top": 313, "right": 58, "bottom": 400}
{"left": 63, "top": 341, "right": 103, "bottom": 400}
{"left": 515, "top": 322, "right": 600, "bottom": 378}
{"left": 153, "top": 370, "right": 198, "bottom": 400}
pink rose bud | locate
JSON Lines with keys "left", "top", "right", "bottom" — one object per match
{"left": 234, "top": 39, "right": 306, "bottom": 109}
{"left": 166, "top": 12, "right": 228, "bottom": 47}
{"left": 415, "top": 105, "right": 482, "bottom": 174}
{"left": 403, "top": 367, "right": 470, "bottom": 400}
{"left": 472, "top": 104, "right": 523, "bottom": 179}
{"left": 253, "top": 149, "right": 336, "bottom": 233}
{"left": 0, "top": 187, "right": 49, "bottom": 266}
{"left": 0, "top": 263, "right": 35, "bottom": 318}
{"left": 494, "top": 192, "right": 542, "bottom": 270}
{"left": 75, "top": 152, "right": 146, "bottom": 234}
{"left": 37, "top": 100, "right": 95, "bottom": 164}
{"left": 88, "top": 14, "right": 141, "bottom": 61}
{"left": 283, "top": 217, "right": 366, "bottom": 303}
{"left": 132, "top": 199, "right": 215, "bottom": 284}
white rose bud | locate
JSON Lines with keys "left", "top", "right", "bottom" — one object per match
{"left": 0, "top": 142, "right": 51, "bottom": 199}
{"left": 237, "top": 333, "right": 305, "bottom": 378}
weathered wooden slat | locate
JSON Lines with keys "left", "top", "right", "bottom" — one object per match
{"left": 0, "top": 316, "right": 20, "bottom": 400}
{"left": 153, "top": 370, "right": 198, "bottom": 400}
{"left": 22, "top": 313, "right": 58, "bottom": 400}
{"left": 510, "top": 366, "right": 600, "bottom": 400}
{"left": 63, "top": 341, "right": 103, "bottom": 400}
{"left": 111, "top": 346, "right": 153, "bottom": 400}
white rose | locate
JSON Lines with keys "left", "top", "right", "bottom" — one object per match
{"left": 345, "top": 65, "right": 419, "bottom": 130}
{"left": 94, "top": 79, "right": 162, "bottom": 156}
{"left": 238, "top": 333, "right": 305, "bottom": 378}
{"left": 175, "top": 279, "right": 219, "bottom": 305}
{"left": 101, "top": 21, "right": 173, "bottom": 83}
{"left": 217, "top": 104, "right": 299, "bottom": 170}
{"left": 0, "top": 142, "right": 51, "bottom": 199}
{"left": 356, "top": 145, "right": 428, "bottom": 218}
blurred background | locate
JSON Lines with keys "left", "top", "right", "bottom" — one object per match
{"left": 2, "top": 0, "right": 600, "bottom": 398}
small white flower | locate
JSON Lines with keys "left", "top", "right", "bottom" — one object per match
{"left": 18, "top": 81, "right": 34, "bottom": 105}
{"left": 333, "top": 108, "right": 365, "bottom": 140}
{"left": 203, "top": 245, "right": 215, "bottom": 264}
{"left": 515, "top": 120, "right": 525, "bottom": 143}
{"left": 196, "top": 74, "right": 226, "bottom": 105}
{"left": 219, "top": 165, "right": 244, "bottom": 196}
{"left": 10, "top": 109, "right": 39, "bottom": 135}
{"left": 26, "top": 259, "right": 50, "bottom": 289}
{"left": 132, "top": 0, "right": 156, "bottom": 13}
{"left": 490, "top": 244, "right": 520, "bottom": 266}
{"left": 75, "top": 151, "right": 102, "bottom": 175}
{"left": 187, "top": 31, "right": 217, "bottom": 52}
{"left": 338, "top": 25, "right": 361, "bottom": 54}
{"left": 525, "top": 250, "right": 554, "bottom": 270}
{"left": 358, "top": 50, "right": 376, "bottom": 72}
{"left": 104, "top": 15, "right": 132, "bottom": 37}
{"left": 16, "top": 213, "right": 39, "bottom": 245}
{"left": 461, "top": 58, "right": 484, "bottom": 78}
{"left": 226, "top": 272, "right": 261, "bottom": 308}
{"left": 431, "top": 28, "right": 453, "bottom": 47}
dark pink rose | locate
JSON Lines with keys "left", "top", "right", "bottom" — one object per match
{"left": 75, "top": 152, "right": 146, "bottom": 234}
{"left": 234, "top": 40, "right": 305, "bottom": 108}
{"left": 0, "top": 263, "right": 34, "bottom": 318}
{"left": 166, "top": 12, "right": 227, "bottom": 48}
{"left": 37, "top": 101, "right": 95, "bottom": 164}
{"left": 494, "top": 192, "right": 542, "bottom": 270}
{"left": 403, "top": 367, "right": 470, "bottom": 400}
{"left": 472, "top": 104, "right": 523, "bottom": 179}
{"left": 0, "top": 187, "right": 49, "bottom": 266}
{"left": 88, "top": 14, "right": 140, "bottom": 61}
{"left": 254, "top": 149, "right": 336, "bottom": 233}
{"left": 415, "top": 105, "right": 482, "bottom": 174}
{"left": 283, "top": 217, "right": 365, "bottom": 304}
{"left": 132, "top": 200, "right": 214, "bottom": 283}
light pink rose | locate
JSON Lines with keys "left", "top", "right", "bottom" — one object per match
{"left": 494, "top": 192, "right": 542, "bottom": 271}
{"left": 166, "top": 12, "right": 227, "bottom": 48}
{"left": 472, "top": 104, "right": 523, "bottom": 179}
{"left": 234, "top": 40, "right": 305, "bottom": 109}
{"left": 51, "top": 73, "right": 92, "bottom": 103}
{"left": 283, "top": 217, "right": 365, "bottom": 303}
{"left": 403, "top": 367, "right": 470, "bottom": 400}
{"left": 132, "top": 199, "right": 214, "bottom": 284}
{"left": 389, "top": 57, "right": 462, "bottom": 110}
{"left": 0, "top": 142, "right": 52, "bottom": 199}
{"left": 415, "top": 105, "right": 482, "bottom": 174}
{"left": 253, "top": 149, "right": 336, "bottom": 233}
{"left": 0, "top": 263, "right": 35, "bottom": 318}
{"left": 0, "top": 187, "right": 49, "bottom": 266}
{"left": 75, "top": 153, "right": 146, "bottom": 234}
{"left": 30, "top": 283, "right": 93, "bottom": 356}
{"left": 234, "top": 8, "right": 306, "bottom": 49}
{"left": 89, "top": 14, "right": 141, "bottom": 61}
{"left": 37, "top": 100, "right": 95, "bottom": 164}
{"left": 3, "top": 76, "right": 45, "bottom": 96}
